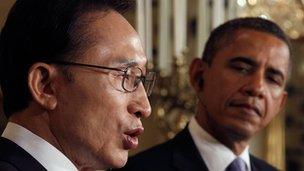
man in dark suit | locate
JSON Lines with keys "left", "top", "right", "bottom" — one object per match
{"left": 0, "top": 0, "right": 155, "bottom": 170}
{"left": 120, "top": 17, "right": 291, "bottom": 171}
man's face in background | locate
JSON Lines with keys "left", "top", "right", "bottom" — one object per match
{"left": 192, "top": 29, "right": 289, "bottom": 142}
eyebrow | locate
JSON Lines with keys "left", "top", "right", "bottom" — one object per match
{"left": 113, "top": 58, "right": 147, "bottom": 74}
{"left": 229, "top": 56, "right": 285, "bottom": 81}
{"left": 113, "top": 58, "right": 138, "bottom": 67}
{"left": 229, "top": 56, "right": 257, "bottom": 66}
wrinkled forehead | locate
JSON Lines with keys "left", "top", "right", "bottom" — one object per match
{"left": 219, "top": 29, "right": 291, "bottom": 75}
{"left": 72, "top": 10, "right": 146, "bottom": 67}
{"left": 74, "top": 10, "right": 139, "bottom": 45}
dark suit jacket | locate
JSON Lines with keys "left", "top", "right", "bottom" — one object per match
{"left": 119, "top": 128, "right": 278, "bottom": 171}
{"left": 0, "top": 137, "right": 46, "bottom": 171}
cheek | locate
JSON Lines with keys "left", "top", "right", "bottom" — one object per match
{"left": 262, "top": 92, "right": 284, "bottom": 125}
{"left": 56, "top": 79, "right": 129, "bottom": 136}
{"left": 271, "top": 87, "right": 285, "bottom": 98}
{"left": 203, "top": 74, "right": 232, "bottom": 104}
{"left": 75, "top": 77, "right": 128, "bottom": 114}
{"left": 208, "top": 73, "right": 240, "bottom": 101}
{"left": 89, "top": 94, "right": 129, "bottom": 131}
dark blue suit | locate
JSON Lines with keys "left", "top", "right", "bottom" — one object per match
{"left": 0, "top": 137, "right": 46, "bottom": 171}
{"left": 119, "top": 128, "right": 278, "bottom": 171}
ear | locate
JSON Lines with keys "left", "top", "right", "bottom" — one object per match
{"left": 189, "top": 58, "right": 207, "bottom": 92}
{"left": 28, "top": 63, "right": 58, "bottom": 110}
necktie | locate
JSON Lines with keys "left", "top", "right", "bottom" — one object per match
{"left": 225, "top": 158, "right": 247, "bottom": 171}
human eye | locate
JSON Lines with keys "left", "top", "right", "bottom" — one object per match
{"left": 230, "top": 62, "right": 252, "bottom": 74}
{"left": 266, "top": 73, "right": 283, "bottom": 87}
{"left": 123, "top": 66, "right": 139, "bottom": 82}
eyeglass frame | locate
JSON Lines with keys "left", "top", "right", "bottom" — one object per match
{"left": 47, "top": 60, "right": 156, "bottom": 96}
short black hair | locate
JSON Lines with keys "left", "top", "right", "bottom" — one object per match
{"left": 202, "top": 17, "right": 291, "bottom": 65}
{"left": 0, "top": 0, "right": 135, "bottom": 117}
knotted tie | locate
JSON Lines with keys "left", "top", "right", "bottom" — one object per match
{"left": 225, "top": 158, "right": 247, "bottom": 171}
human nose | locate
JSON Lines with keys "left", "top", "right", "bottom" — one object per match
{"left": 127, "top": 84, "right": 152, "bottom": 118}
{"left": 240, "top": 71, "right": 266, "bottom": 99}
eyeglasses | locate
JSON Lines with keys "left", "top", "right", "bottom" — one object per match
{"left": 49, "top": 60, "right": 156, "bottom": 96}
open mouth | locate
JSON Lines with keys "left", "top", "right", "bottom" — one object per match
{"left": 123, "top": 127, "right": 144, "bottom": 150}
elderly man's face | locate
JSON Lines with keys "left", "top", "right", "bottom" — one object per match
{"left": 49, "top": 11, "right": 151, "bottom": 169}
{"left": 193, "top": 29, "right": 289, "bottom": 141}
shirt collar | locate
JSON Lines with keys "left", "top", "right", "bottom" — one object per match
{"left": 188, "top": 117, "right": 251, "bottom": 171}
{"left": 1, "top": 122, "right": 78, "bottom": 171}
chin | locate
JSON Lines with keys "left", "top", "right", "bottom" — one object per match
{"left": 106, "top": 150, "right": 128, "bottom": 169}
{"left": 113, "top": 159, "right": 128, "bottom": 169}
{"left": 225, "top": 123, "right": 257, "bottom": 141}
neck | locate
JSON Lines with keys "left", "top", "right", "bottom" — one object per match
{"left": 195, "top": 103, "right": 249, "bottom": 155}
{"left": 8, "top": 103, "right": 107, "bottom": 170}
{"left": 9, "top": 104, "right": 63, "bottom": 152}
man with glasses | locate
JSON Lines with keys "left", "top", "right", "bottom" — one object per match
{"left": 0, "top": 0, "right": 155, "bottom": 170}
{"left": 121, "top": 17, "right": 290, "bottom": 171}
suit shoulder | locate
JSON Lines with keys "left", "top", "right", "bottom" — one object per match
{"left": 0, "top": 160, "right": 19, "bottom": 171}
{"left": 0, "top": 137, "right": 46, "bottom": 171}
{"left": 250, "top": 155, "right": 278, "bottom": 171}
{"left": 121, "top": 140, "right": 175, "bottom": 171}
{"left": 132, "top": 139, "right": 173, "bottom": 162}
{"left": 118, "top": 128, "right": 195, "bottom": 171}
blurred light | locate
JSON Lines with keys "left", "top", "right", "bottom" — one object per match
{"left": 296, "top": 9, "right": 304, "bottom": 19}
{"left": 147, "top": 62, "right": 154, "bottom": 70}
{"left": 283, "top": 21, "right": 292, "bottom": 30}
{"left": 177, "top": 115, "right": 188, "bottom": 129}
{"left": 266, "top": 0, "right": 276, "bottom": 5}
{"left": 298, "top": 63, "right": 304, "bottom": 75}
{"left": 160, "top": 70, "right": 168, "bottom": 77}
{"left": 289, "top": 30, "right": 300, "bottom": 39}
{"left": 167, "top": 132, "right": 175, "bottom": 139}
{"left": 160, "top": 89, "right": 168, "bottom": 96}
{"left": 237, "top": 0, "right": 247, "bottom": 7}
{"left": 248, "top": 0, "right": 257, "bottom": 5}
{"left": 240, "top": 0, "right": 304, "bottom": 39}
{"left": 259, "top": 14, "right": 269, "bottom": 19}
{"left": 157, "top": 108, "right": 165, "bottom": 118}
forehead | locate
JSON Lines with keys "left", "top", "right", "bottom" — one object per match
{"left": 215, "top": 29, "right": 290, "bottom": 76}
{"left": 75, "top": 10, "right": 147, "bottom": 67}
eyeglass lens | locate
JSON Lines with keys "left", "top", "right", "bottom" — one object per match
{"left": 122, "top": 66, "right": 155, "bottom": 96}
{"left": 143, "top": 72, "right": 156, "bottom": 96}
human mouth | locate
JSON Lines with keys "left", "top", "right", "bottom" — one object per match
{"left": 229, "top": 101, "right": 261, "bottom": 117}
{"left": 123, "top": 127, "right": 144, "bottom": 150}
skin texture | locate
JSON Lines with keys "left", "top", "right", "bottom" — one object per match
{"left": 189, "top": 29, "right": 289, "bottom": 155}
{"left": 10, "top": 10, "right": 151, "bottom": 170}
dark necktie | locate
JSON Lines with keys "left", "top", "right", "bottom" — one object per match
{"left": 225, "top": 158, "right": 247, "bottom": 171}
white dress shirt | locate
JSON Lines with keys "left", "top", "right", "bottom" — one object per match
{"left": 188, "top": 117, "right": 251, "bottom": 171}
{"left": 1, "top": 122, "right": 78, "bottom": 171}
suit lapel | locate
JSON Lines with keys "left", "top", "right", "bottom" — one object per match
{"left": 171, "top": 128, "right": 209, "bottom": 171}
{"left": 250, "top": 155, "right": 278, "bottom": 171}
{"left": 169, "top": 128, "right": 276, "bottom": 171}
{"left": 250, "top": 158, "right": 258, "bottom": 171}
{"left": 0, "top": 137, "right": 46, "bottom": 171}
{"left": 250, "top": 156, "right": 258, "bottom": 171}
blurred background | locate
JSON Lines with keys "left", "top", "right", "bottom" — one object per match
{"left": 1, "top": 0, "right": 304, "bottom": 170}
